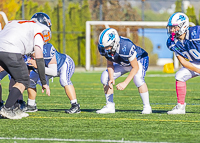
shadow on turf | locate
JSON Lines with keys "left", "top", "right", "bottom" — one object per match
{"left": 38, "top": 109, "right": 179, "bottom": 114}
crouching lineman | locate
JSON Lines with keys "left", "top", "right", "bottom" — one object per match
{"left": 166, "top": 12, "right": 200, "bottom": 114}
{"left": 96, "top": 28, "right": 152, "bottom": 114}
{"left": 25, "top": 43, "right": 81, "bottom": 114}
{"left": 0, "top": 12, "right": 51, "bottom": 119}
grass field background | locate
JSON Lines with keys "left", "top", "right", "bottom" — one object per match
{"left": 0, "top": 70, "right": 200, "bottom": 143}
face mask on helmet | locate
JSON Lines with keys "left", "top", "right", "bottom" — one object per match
{"left": 31, "top": 12, "right": 52, "bottom": 30}
{"left": 98, "top": 28, "right": 120, "bottom": 57}
{"left": 167, "top": 12, "right": 189, "bottom": 38}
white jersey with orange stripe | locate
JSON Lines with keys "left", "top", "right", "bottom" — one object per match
{"left": 0, "top": 20, "right": 51, "bottom": 55}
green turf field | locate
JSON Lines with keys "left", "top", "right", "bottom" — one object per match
{"left": 0, "top": 71, "right": 200, "bottom": 143}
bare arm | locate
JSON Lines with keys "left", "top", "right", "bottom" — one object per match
{"left": 107, "top": 60, "right": 115, "bottom": 89}
{"left": 177, "top": 55, "right": 200, "bottom": 74}
{"left": 45, "top": 55, "right": 57, "bottom": 76}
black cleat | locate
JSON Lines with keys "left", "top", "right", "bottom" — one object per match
{"left": 24, "top": 104, "right": 38, "bottom": 112}
{"left": 65, "top": 103, "right": 81, "bottom": 114}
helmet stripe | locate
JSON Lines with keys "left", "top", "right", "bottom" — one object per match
{"left": 168, "top": 13, "right": 177, "bottom": 26}
{"left": 99, "top": 28, "right": 111, "bottom": 46}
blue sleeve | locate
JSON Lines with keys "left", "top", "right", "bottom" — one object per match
{"left": 166, "top": 37, "right": 186, "bottom": 58}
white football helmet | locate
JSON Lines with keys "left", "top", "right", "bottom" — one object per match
{"left": 98, "top": 28, "right": 120, "bottom": 54}
{"left": 167, "top": 12, "right": 189, "bottom": 38}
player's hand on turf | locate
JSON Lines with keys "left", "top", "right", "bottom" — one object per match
{"left": 108, "top": 79, "right": 115, "bottom": 89}
{"left": 42, "top": 84, "right": 50, "bottom": 96}
{"left": 116, "top": 82, "right": 127, "bottom": 90}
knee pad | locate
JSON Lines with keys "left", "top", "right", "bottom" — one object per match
{"left": 175, "top": 69, "right": 189, "bottom": 82}
{"left": 101, "top": 70, "right": 109, "bottom": 85}
{"left": 133, "top": 75, "right": 145, "bottom": 88}
{"left": 60, "top": 78, "right": 72, "bottom": 87}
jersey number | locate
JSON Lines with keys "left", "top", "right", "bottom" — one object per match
{"left": 182, "top": 49, "right": 200, "bottom": 61}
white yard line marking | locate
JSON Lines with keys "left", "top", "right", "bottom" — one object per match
{"left": 0, "top": 137, "right": 170, "bottom": 143}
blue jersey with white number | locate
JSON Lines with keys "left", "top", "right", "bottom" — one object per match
{"left": 167, "top": 26, "right": 200, "bottom": 62}
{"left": 98, "top": 36, "right": 148, "bottom": 66}
{"left": 43, "top": 43, "right": 66, "bottom": 71}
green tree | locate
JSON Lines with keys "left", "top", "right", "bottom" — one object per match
{"left": 175, "top": 0, "right": 182, "bottom": 13}
{"left": 51, "top": 0, "right": 63, "bottom": 53}
{"left": 199, "top": 10, "right": 200, "bottom": 25}
{"left": 186, "top": 6, "right": 198, "bottom": 25}
{"left": 15, "top": 0, "right": 43, "bottom": 20}
{"left": 0, "top": 0, "right": 21, "bottom": 20}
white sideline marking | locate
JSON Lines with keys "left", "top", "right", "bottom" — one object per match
{"left": 0, "top": 137, "right": 170, "bottom": 143}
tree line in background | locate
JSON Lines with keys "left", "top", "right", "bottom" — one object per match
{"left": 0, "top": 0, "right": 200, "bottom": 66}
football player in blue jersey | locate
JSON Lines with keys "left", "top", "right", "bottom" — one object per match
{"left": 25, "top": 43, "right": 81, "bottom": 114}
{"left": 166, "top": 12, "right": 200, "bottom": 114}
{"left": 96, "top": 28, "right": 152, "bottom": 114}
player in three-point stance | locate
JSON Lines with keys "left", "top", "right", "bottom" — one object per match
{"left": 25, "top": 43, "right": 81, "bottom": 114}
{"left": 0, "top": 12, "right": 51, "bottom": 119}
{"left": 96, "top": 28, "right": 152, "bottom": 114}
{"left": 166, "top": 12, "right": 200, "bottom": 114}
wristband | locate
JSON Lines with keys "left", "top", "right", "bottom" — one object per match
{"left": 36, "top": 58, "right": 46, "bottom": 85}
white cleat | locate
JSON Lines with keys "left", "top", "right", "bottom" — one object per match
{"left": 167, "top": 103, "right": 186, "bottom": 115}
{"left": 96, "top": 103, "right": 115, "bottom": 114}
{"left": 13, "top": 107, "right": 29, "bottom": 118}
{"left": 142, "top": 105, "right": 152, "bottom": 114}
{"left": 0, "top": 106, "right": 22, "bottom": 120}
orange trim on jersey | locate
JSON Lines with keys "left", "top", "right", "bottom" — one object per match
{"left": 18, "top": 20, "right": 36, "bottom": 24}
{"left": 34, "top": 33, "right": 44, "bottom": 41}
{"left": 44, "top": 31, "right": 51, "bottom": 43}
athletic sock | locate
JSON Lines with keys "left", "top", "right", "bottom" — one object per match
{"left": 105, "top": 94, "right": 114, "bottom": 104}
{"left": 5, "top": 87, "right": 22, "bottom": 108}
{"left": 140, "top": 91, "right": 150, "bottom": 107}
{"left": 176, "top": 81, "right": 186, "bottom": 105}
{"left": 28, "top": 98, "right": 36, "bottom": 106}
{"left": 70, "top": 99, "right": 77, "bottom": 104}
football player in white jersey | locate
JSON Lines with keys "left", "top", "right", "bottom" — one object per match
{"left": 166, "top": 12, "right": 200, "bottom": 114}
{"left": 0, "top": 12, "right": 52, "bottom": 119}
{"left": 97, "top": 28, "right": 152, "bottom": 114}
{"left": 25, "top": 43, "right": 81, "bottom": 114}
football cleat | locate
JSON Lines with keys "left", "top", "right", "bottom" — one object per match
{"left": 24, "top": 104, "right": 38, "bottom": 112}
{"left": 167, "top": 103, "right": 186, "bottom": 114}
{"left": 142, "top": 105, "right": 152, "bottom": 114}
{"left": 65, "top": 103, "right": 81, "bottom": 114}
{"left": 0, "top": 106, "right": 22, "bottom": 119}
{"left": 17, "top": 100, "right": 26, "bottom": 110}
{"left": 13, "top": 106, "right": 29, "bottom": 118}
{"left": 96, "top": 103, "right": 115, "bottom": 114}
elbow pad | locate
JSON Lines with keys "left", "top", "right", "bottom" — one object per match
{"left": 45, "top": 64, "right": 57, "bottom": 76}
